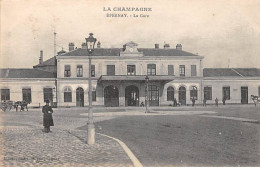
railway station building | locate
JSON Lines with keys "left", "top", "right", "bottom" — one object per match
{"left": 1, "top": 37, "right": 260, "bottom": 107}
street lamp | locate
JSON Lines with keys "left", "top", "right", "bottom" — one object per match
{"left": 145, "top": 75, "right": 150, "bottom": 113}
{"left": 86, "top": 33, "right": 97, "bottom": 145}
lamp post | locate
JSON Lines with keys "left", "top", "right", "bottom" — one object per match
{"left": 145, "top": 75, "right": 150, "bottom": 113}
{"left": 86, "top": 33, "right": 97, "bottom": 145}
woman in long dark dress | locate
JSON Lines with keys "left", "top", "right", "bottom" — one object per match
{"left": 42, "top": 100, "right": 54, "bottom": 133}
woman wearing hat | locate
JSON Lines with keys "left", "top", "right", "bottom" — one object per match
{"left": 42, "top": 100, "right": 54, "bottom": 132}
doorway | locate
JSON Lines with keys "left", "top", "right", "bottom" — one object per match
{"left": 104, "top": 85, "right": 119, "bottom": 107}
{"left": 76, "top": 87, "right": 84, "bottom": 107}
{"left": 149, "top": 85, "right": 159, "bottom": 106}
{"left": 241, "top": 86, "right": 248, "bottom": 104}
{"left": 179, "top": 86, "right": 186, "bottom": 105}
{"left": 125, "top": 85, "right": 139, "bottom": 106}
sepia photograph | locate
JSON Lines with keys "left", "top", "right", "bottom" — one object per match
{"left": 0, "top": 0, "right": 259, "bottom": 167}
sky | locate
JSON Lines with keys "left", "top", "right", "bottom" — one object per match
{"left": 1, "top": 0, "right": 260, "bottom": 69}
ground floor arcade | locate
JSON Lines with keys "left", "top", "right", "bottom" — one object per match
{"left": 57, "top": 77, "right": 203, "bottom": 107}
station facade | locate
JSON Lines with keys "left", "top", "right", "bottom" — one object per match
{"left": 1, "top": 38, "right": 260, "bottom": 107}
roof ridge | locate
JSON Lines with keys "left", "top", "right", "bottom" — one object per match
{"left": 230, "top": 68, "right": 244, "bottom": 77}
{"left": 0, "top": 68, "right": 54, "bottom": 73}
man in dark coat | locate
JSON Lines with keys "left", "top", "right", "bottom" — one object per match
{"left": 42, "top": 100, "right": 54, "bottom": 133}
{"left": 173, "top": 98, "right": 177, "bottom": 107}
{"left": 192, "top": 97, "right": 196, "bottom": 107}
{"left": 215, "top": 97, "right": 219, "bottom": 107}
{"left": 222, "top": 96, "right": 226, "bottom": 105}
{"left": 203, "top": 98, "right": 207, "bottom": 106}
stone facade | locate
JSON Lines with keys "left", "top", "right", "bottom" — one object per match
{"left": 1, "top": 40, "right": 260, "bottom": 108}
{"left": 56, "top": 41, "right": 204, "bottom": 107}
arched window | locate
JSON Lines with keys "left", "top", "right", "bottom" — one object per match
{"left": 190, "top": 86, "right": 198, "bottom": 100}
{"left": 167, "top": 86, "right": 174, "bottom": 101}
{"left": 64, "top": 87, "right": 72, "bottom": 102}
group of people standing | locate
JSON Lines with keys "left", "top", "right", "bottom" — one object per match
{"left": 172, "top": 96, "right": 227, "bottom": 107}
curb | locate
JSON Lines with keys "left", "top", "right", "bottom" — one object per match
{"left": 97, "top": 133, "right": 143, "bottom": 167}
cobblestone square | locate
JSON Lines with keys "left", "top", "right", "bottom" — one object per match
{"left": 0, "top": 108, "right": 133, "bottom": 167}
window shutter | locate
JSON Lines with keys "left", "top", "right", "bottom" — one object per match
{"left": 168, "top": 65, "right": 174, "bottom": 76}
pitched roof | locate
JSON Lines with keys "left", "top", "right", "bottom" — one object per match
{"left": 138, "top": 48, "right": 197, "bottom": 56}
{"left": 0, "top": 69, "right": 56, "bottom": 78}
{"left": 62, "top": 48, "right": 121, "bottom": 56}
{"left": 203, "top": 68, "right": 260, "bottom": 77}
{"left": 61, "top": 48, "right": 198, "bottom": 56}
{"left": 33, "top": 57, "right": 56, "bottom": 67}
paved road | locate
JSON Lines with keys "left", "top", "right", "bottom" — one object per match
{"left": 79, "top": 107, "right": 260, "bottom": 166}
{"left": 1, "top": 105, "right": 260, "bottom": 166}
{"left": 0, "top": 109, "right": 133, "bottom": 167}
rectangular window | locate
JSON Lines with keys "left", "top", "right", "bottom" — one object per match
{"left": 64, "top": 65, "right": 71, "bottom": 77}
{"left": 107, "top": 65, "right": 115, "bottom": 76}
{"left": 1, "top": 89, "right": 10, "bottom": 101}
{"left": 43, "top": 88, "right": 53, "bottom": 102}
{"left": 223, "top": 86, "right": 230, "bottom": 100}
{"left": 179, "top": 65, "right": 185, "bottom": 77}
{"left": 204, "top": 86, "right": 212, "bottom": 100}
{"left": 77, "top": 65, "right": 83, "bottom": 77}
{"left": 92, "top": 91, "right": 96, "bottom": 101}
{"left": 22, "top": 88, "right": 31, "bottom": 103}
{"left": 147, "top": 64, "right": 156, "bottom": 75}
{"left": 91, "top": 65, "right": 95, "bottom": 77}
{"left": 127, "top": 65, "right": 136, "bottom": 75}
{"left": 168, "top": 65, "right": 174, "bottom": 76}
{"left": 191, "top": 65, "right": 197, "bottom": 76}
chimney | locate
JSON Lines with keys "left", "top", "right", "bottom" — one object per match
{"left": 155, "top": 44, "right": 159, "bottom": 49}
{"left": 164, "top": 43, "right": 170, "bottom": 49}
{"left": 69, "top": 42, "right": 75, "bottom": 51}
{"left": 176, "top": 44, "right": 182, "bottom": 50}
{"left": 82, "top": 43, "right": 87, "bottom": 49}
{"left": 97, "top": 41, "right": 101, "bottom": 48}
{"left": 39, "top": 50, "right": 43, "bottom": 64}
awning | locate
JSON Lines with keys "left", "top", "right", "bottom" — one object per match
{"left": 98, "top": 75, "right": 174, "bottom": 83}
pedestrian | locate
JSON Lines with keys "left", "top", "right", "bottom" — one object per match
{"left": 173, "top": 98, "right": 177, "bottom": 107}
{"left": 20, "top": 100, "right": 25, "bottom": 111}
{"left": 222, "top": 96, "right": 226, "bottom": 105}
{"left": 215, "top": 97, "right": 218, "bottom": 107}
{"left": 42, "top": 100, "right": 54, "bottom": 133}
{"left": 203, "top": 98, "right": 207, "bottom": 106}
{"left": 192, "top": 97, "right": 196, "bottom": 107}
